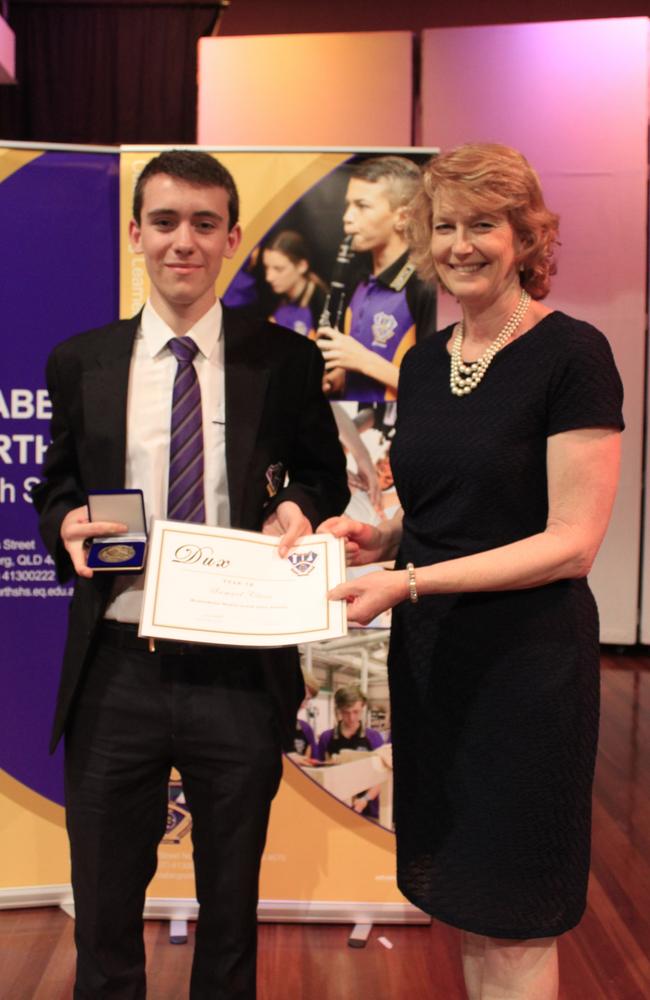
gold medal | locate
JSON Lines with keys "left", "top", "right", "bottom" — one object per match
{"left": 97, "top": 543, "right": 136, "bottom": 564}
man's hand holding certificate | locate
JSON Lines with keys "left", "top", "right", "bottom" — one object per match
{"left": 139, "top": 521, "right": 347, "bottom": 647}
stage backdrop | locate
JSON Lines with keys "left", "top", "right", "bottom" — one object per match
{"left": 420, "top": 17, "right": 649, "bottom": 644}
{"left": 196, "top": 32, "right": 413, "bottom": 148}
{"left": 197, "top": 22, "right": 649, "bottom": 645}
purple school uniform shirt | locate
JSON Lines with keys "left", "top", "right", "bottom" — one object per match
{"left": 341, "top": 251, "right": 436, "bottom": 403}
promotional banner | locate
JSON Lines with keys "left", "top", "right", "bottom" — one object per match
{"left": 0, "top": 145, "right": 119, "bottom": 895}
{"left": 3, "top": 145, "right": 430, "bottom": 922}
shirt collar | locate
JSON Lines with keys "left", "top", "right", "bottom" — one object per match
{"left": 140, "top": 299, "right": 224, "bottom": 359}
{"left": 373, "top": 249, "right": 411, "bottom": 288}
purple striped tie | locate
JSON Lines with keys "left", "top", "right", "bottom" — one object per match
{"left": 167, "top": 337, "right": 205, "bottom": 523}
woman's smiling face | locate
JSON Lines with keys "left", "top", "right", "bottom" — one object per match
{"left": 430, "top": 190, "right": 521, "bottom": 307}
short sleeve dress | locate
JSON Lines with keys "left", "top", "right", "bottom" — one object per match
{"left": 389, "top": 312, "right": 624, "bottom": 939}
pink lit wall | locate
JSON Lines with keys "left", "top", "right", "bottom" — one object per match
{"left": 0, "top": 15, "right": 15, "bottom": 84}
{"left": 421, "top": 18, "right": 649, "bottom": 643}
{"left": 198, "top": 32, "right": 412, "bottom": 147}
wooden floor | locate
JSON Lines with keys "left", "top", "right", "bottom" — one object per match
{"left": 1, "top": 651, "right": 648, "bottom": 999}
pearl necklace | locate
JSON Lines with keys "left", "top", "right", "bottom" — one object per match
{"left": 449, "top": 290, "right": 531, "bottom": 397}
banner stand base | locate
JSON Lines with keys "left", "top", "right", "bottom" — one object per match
{"left": 1, "top": 887, "right": 430, "bottom": 926}
{"left": 0, "top": 884, "right": 72, "bottom": 910}
{"left": 59, "top": 895, "right": 431, "bottom": 926}
{"left": 143, "top": 897, "right": 430, "bottom": 925}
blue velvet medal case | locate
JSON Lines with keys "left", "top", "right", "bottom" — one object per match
{"left": 86, "top": 489, "right": 147, "bottom": 572}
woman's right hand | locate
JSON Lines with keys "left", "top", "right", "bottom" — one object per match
{"left": 318, "top": 515, "right": 389, "bottom": 566}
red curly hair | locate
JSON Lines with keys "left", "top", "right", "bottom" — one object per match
{"left": 408, "top": 143, "right": 560, "bottom": 300}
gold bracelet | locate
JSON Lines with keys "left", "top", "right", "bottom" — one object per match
{"left": 406, "top": 562, "right": 418, "bottom": 604}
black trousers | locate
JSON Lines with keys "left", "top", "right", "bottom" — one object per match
{"left": 64, "top": 627, "right": 283, "bottom": 999}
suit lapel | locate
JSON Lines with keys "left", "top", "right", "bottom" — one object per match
{"left": 223, "top": 307, "right": 270, "bottom": 527}
{"left": 83, "top": 317, "right": 139, "bottom": 488}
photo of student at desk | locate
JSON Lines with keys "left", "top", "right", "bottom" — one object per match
{"left": 293, "top": 683, "right": 393, "bottom": 827}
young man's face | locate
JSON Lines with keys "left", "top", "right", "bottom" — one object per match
{"left": 129, "top": 173, "right": 241, "bottom": 317}
{"left": 339, "top": 700, "right": 364, "bottom": 731}
{"left": 342, "top": 177, "right": 404, "bottom": 253}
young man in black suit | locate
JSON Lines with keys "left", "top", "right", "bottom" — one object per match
{"left": 33, "top": 150, "right": 349, "bottom": 1000}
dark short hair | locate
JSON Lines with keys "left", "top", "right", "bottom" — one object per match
{"left": 265, "top": 229, "right": 311, "bottom": 265}
{"left": 350, "top": 155, "right": 422, "bottom": 210}
{"left": 334, "top": 685, "right": 368, "bottom": 711}
{"left": 132, "top": 149, "right": 239, "bottom": 230}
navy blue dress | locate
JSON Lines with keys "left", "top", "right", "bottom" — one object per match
{"left": 389, "top": 312, "right": 624, "bottom": 938}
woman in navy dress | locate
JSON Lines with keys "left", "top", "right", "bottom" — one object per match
{"left": 320, "top": 143, "right": 623, "bottom": 999}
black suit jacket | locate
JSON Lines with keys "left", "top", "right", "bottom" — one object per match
{"left": 33, "top": 306, "right": 349, "bottom": 753}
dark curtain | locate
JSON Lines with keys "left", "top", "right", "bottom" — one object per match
{"left": 0, "top": 2, "right": 220, "bottom": 143}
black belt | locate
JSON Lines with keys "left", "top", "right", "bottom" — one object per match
{"left": 97, "top": 620, "right": 213, "bottom": 656}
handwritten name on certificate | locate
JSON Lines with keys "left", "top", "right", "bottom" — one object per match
{"left": 139, "top": 520, "right": 347, "bottom": 647}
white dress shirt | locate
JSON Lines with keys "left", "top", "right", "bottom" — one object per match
{"left": 105, "top": 299, "right": 229, "bottom": 622}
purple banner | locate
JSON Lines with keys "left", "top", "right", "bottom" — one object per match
{"left": 0, "top": 149, "right": 119, "bottom": 806}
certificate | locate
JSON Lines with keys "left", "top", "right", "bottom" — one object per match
{"left": 139, "top": 520, "right": 347, "bottom": 647}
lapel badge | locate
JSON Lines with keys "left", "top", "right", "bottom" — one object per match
{"left": 288, "top": 551, "right": 318, "bottom": 576}
{"left": 265, "top": 462, "right": 284, "bottom": 498}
